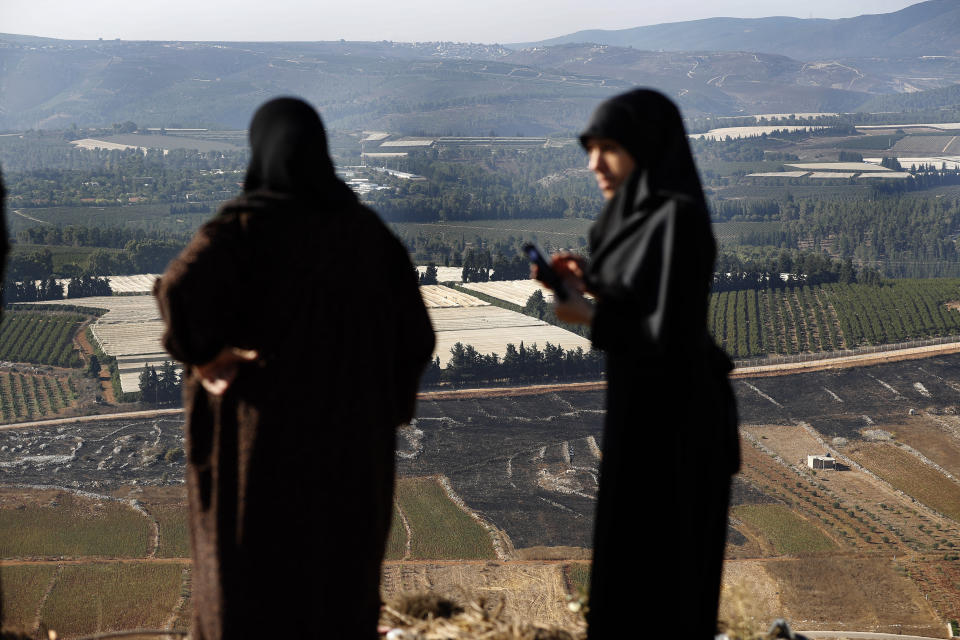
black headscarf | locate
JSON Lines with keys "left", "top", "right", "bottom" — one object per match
{"left": 580, "top": 89, "right": 716, "bottom": 356}
{"left": 240, "top": 97, "right": 356, "bottom": 207}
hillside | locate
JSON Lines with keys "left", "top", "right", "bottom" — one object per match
{"left": 516, "top": 0, "right": 960, "bottom": 60}
{"left": 4, "top": 29, "right": 960, "bottom": 132}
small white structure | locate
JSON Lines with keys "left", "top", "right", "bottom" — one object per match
{"left": 807, "top": 453, "right": 836, "bottom": 470}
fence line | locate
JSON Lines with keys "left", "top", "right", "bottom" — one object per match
{"left": 733, "top": 334, "right": 960, "bottom": 369}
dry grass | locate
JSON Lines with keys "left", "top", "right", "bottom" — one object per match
{"left": 893, "top": 413, "right": 960, "bottom": 477}
{"left": 0, "top": 564, "right": 57, "bottom": 633}
{"left": 382, "top": 563, "right": 579, "bottom": 629}
{"left": 849, "top": 441, "right": 960, "bottom": 521}
{"left": 766, "top": 555, "right": 942, "bottom": 636}
{"left": 380, "top": 591, "right": 584, "bottom": 640}
{"left": 0, "top": 492, "right": 151, "bottom": 559}
{"left": 149, "top": 504, "right": 189, "bottom": 559}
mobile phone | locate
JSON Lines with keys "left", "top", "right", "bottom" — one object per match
{"left": 522, "top": 243, "right": 569, "bottom": 301}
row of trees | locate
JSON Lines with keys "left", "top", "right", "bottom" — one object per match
{"left": 2, "top": 275, "right": 112, "bottom": 303}
{"left": 420, "top": 341, "right": 604, "bottom": 388}
{"left": 138, "top": 362, "right": 182, "bottom": 405}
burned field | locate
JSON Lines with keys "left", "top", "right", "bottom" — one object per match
{"left": 398, "top": 391, "right": 607, "bottom": 549}
{"left": 3, "top": 354, "right": 960, "bottom": 635}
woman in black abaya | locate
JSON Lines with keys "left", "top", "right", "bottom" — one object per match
{"left": 155, "top": 98, "right": 435, "bottom": 640}
{"left": 538, "top": 89, "right": 739, "bottom": 638}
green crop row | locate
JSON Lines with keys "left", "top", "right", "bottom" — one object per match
{"left": 0, "top": 311, "right": 84, "bottom": 367}
{"left": 0, "top": 372, "right": 78, "bottom": 421}
{"left": 0, "top": 493, "right": 152, "bottom": 559}
{"left": 709, "top": 279, "right": 960, "bottom": 358}
{"left": 391, "top": 477, "right": 495, "bottom": 560}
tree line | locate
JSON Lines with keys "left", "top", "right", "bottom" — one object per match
{"left": 420, "top": 341, "right": 604, "bottom": 388}
{"left": 2, "top": 275, "right": 112, "bottom": 303}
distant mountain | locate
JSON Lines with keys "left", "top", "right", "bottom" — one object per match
{"left": 2, "top": 30, "right": 960, "bottom": 134}
{"left": 513, "top": 0, "right": 960, "bottom": 59}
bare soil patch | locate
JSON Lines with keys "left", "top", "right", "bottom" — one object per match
{"left": 846, "top": 441, "right": 960, "bottom": 522}
{"left": 764, "top": 555, "right": 942, "bottom": 637}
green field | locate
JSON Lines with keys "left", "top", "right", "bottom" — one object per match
{"left": 0, "top": 311, "right": 84, "bottom": 368}
{"left": 7, "top": 202, "right": 221, "bottom": 234}
{"left": 710, "top": 279, "right": 960, "bottom": 359}
{"left": 0, "top": 371, "right": 81, "bottom": 422}
{"left": 392, "top": 477, "right": 496, "bottom": 560}
{"left": 733, "top": 504, "right": 837, "bottom": 554}
{"left": 0, "top": 492, "right": 152, "bottom": 558}
{"left": 385, "top": 501, "right": 409, "bottom": 560}
{"left": 40, "top": 563, "right": 184, "bottom": 636}
{"left": 9, "top": 244, "right": 125, "bottom": 272}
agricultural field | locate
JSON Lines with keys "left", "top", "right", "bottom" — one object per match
{"left": 419, "top": 285, "right": 489, "bottom": 308}
{"left": 846, "top": 441, "right": 960, "bottom": 522}
{"left": 3, "top": 352, "right": 960, "bottom": 634}
{"left": 460, "top": 279, "right": 556, "bottom": 306}
{"left": 416, "top": 265, "right": 471, "bottom": 282}
{"left": 39, "top": 563, "right": 186, "bottom": 637}
{"left": 8, "top": 244, "right": 125, "bottom": 273}
{"left": 0, "top": 564, "right": 59, "bottom": 634}
{"left": 690, "top": 125, "right": 826, "bottom": 141}
{"left": 5, "top": 203, "right": 220, "bottom": 235}
{"left": 388, "top": 476, "right": 496, "bottom": 560}
{"left": 0, "top": 311, "right": 85, "bottom": 367}
{"left": 30, "top": 286, "right": 590, "bottom": 391}
{"left": 0, "top": 489, "right": 152, "bottom": 558}
{"left": 709, "top": 279, "right": 960, "bottom": 359}
{"left": 32, "top": 296, "right": 170, "bottom": 394}
{"left": 428, "top": 304, "right": 592, "bottom": 367}
{"left": 731, "top": 504, "right": 836, "bottom": 554}
{"left": 0, "top": 369, "right": 83, "bottom": 422}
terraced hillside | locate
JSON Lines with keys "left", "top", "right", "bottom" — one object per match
{"left": 4, "top": 352, "right": 960, "bottom": 635}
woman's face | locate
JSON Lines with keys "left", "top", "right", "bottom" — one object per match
{"left": 585, "top": 138, "right": 636, "bottom": 200}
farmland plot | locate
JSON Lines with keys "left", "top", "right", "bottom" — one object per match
{"left": 0, "top": 489, "right": 152, "bottom": 558}
{"left": 764, "top": 556, "right": 942, "bottom": 637}
{"left": 0, "top": 369, "right": 82, "bottom": 422}
{"left": 40, "top": 563, "right": 184, "bottom": 637}
{"left": 31, "top": 296, "right": 172, "bottom": 394}
{"left": 461, "top": 280, "right": 556, "bottom": 306}
{"left": 0, "top": 564, "right": 58, "bottom": 634}
{"left": 419, "top": 285, "right": 489, "bottom": 308}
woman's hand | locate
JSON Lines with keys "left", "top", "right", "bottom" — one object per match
{"left": 551, "top": 252, "right": 589, "bottom": 293}
{"left": 531, "top": 251, "right": 594, "bottom": 325}
{"left": 554, "top": 290, "right": 595, "bottom": 325}
{"left": 196, "top": 347, "right": 259, "bottom": 396}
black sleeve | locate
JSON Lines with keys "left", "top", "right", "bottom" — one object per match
{"left": 154, "top": 218, "right": 247, "bottom": 366}
{"left": 591, "top": 198, "right": 711, "bottom": 357}
{"left": 386, "top": 234, "right": 436, "bottom": 424}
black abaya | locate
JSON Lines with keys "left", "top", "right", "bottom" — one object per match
{"left": 155, "top": 98, "right": 435, "bottom": 640}
{"left": 580, "top": 90, "right": 740, "bottom": 639}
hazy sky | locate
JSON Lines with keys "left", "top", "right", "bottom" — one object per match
{"left": 1, "top": 0, "right": 922, "bottom": 44}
